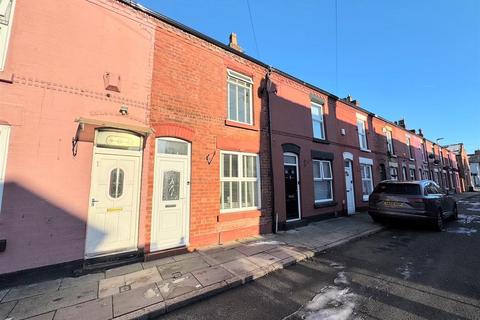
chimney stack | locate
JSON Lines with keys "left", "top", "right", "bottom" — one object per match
{"left": 228, "top": 33, "right": 243, "bottom": 52}
{"left": 352, "top": 99, "right": 360, "bottom": 107}
{"left": 398, "top": 118, "right": 406, "bottom": 129}
{"left": 418, "top": 128, "right": 424, "bottom": 137}
{"left": 475, "top": 150, "right": 480, "bottom": 155}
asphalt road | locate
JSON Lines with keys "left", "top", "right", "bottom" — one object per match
{"left": 158, "top": 194, "right": 480, "bottom": 320}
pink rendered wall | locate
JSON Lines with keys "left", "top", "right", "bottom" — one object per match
{"left": 0, "top": 0, "right": 155, "bottom": 274}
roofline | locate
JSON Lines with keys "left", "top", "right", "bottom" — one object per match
{"left": 116, "top": 0, "right": 462, "bottom": 153}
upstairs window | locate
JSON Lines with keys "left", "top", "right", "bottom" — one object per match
{"left": 356, "top": 114, "right": 368, "bottom": 150}
{"left": 311, "top": 102, "right": 325, "bottom": 140}
{"left": 386, "top": 130, "right": 394, "bottom": 155}
{"left": 0, "top": 0, "right": 15, "bottom": 71}
{"left": 406, "top": 137, "right": 413, "bottom": 159}
{"left": 227, "top": 70, "right": 253, "bottom": 125}
{"left": 421, "top": 142, "right": 427, "bottom": 162}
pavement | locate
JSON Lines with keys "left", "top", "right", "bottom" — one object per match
{"left": 0, "top": 212, "right": 384, "bottom": 320}
{"left": 158, "top": 192, "right": 480, "bottom": 320}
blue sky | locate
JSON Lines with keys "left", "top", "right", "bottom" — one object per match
{"left": 141, "top": 0, "right": 480, "bottom": 152}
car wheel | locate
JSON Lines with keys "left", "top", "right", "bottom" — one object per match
{"left": 452, "top": 204, "right": 458, "bottom": 220}
{"left": 434, "top": 209, "right": 444, "bottom": 231}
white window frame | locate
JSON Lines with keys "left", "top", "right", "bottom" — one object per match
{"left": 356, "top": 114, "right": 368, "bottom": 151}
{"left": 389, "top": 166, "right": 398, "bottom": 180}
{"left": 313, "top": 159, "right": 333, "bottom": 203}
{"left": 0, "top": 0, "right": 15, "bottom": 71}
{"left": 227, "top": 70, "right": 253, "bottom": 125}
{"left": 311, "top": 101, "right": 325, "bottom": 140}
{"left": 386, "top": 129, "right": 394, "bottom": 155}
{"left": 421, "top": 142, "right": 427, "bottom": 162}
{"left": 220, "top": 151, "right": 261, "bottom": 213}
{"left": 359, "top": 157, "right": 374, "bottom": 201}
{"left": 406, "top": 136, "right": 413, "bottom": 160}
{"left": 0, "top": 125, "right": 11, "bottom": 213}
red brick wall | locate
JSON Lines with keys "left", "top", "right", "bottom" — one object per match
{"left": 147, "top": 20, "right": 272, "bottom": 250}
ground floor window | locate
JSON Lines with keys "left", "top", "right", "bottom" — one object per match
{"left": 313, "top": 160, "right": 333, "bottom": 202}
{"left": 390, "top": 167, "right": 398, "bottom": 180}
{"left": 360, "top": 164, "right": 374, "bottom": 201}
{"left": 220, "top": 152, "right": 260, "bottom": 211}
{"left": 409, "top": 168, "right": 416, "bottom": 180}
{"left": 402, "top": 167, "right": 408, "bottom": 181}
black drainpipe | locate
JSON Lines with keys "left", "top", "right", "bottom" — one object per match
{"left": 263, "top": 68, "right": 276, "bottom": 233}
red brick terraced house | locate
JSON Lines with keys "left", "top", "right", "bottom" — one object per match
{"left": 0, "top": 0, "right": 464, "bottom": 276}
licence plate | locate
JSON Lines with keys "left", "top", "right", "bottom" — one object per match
{"left": 383, "top": 201, "right": 403, "bottom": 208}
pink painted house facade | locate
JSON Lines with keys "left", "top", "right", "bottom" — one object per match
{"left": 0, "top": 0, "right": 156, "bottom": 274}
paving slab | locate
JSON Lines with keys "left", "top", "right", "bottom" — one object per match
{"left": 142, "top": 256, "right": 175, "bottom": 269}
{"left": 192, "top": 266, "right": 234, "bottom": 287}
{"left": 0, "top": 300, "right": 16, "bottom": 319}
{"left": 221, "top": 257, "right": 259, "bottom": 276}
{"left": 54, "top": 296, "right": 112, "bottom": 320}
{"left": 60, "top": 272, "right": 104, "bottom": 290}
{"left": 233, "top": 242, "right": 278, "bottom": 256}
{"left": 165, "top": 281, "right": 228, "bottom": 313}
{"left": 99, "top": 267, "right": 161, "bottom": 298}
{"left": 200, "top": 248, "right": 247, "bottom": 265}
{"left": 3, "top": 279, "right": 61, "bottom": 302}
{"left": 25, "top": 311, "right": 55, "bottom": 320}
{"left": 113, "top": 284, "right": 163, "bottom": 317}
{"left": 157, "top": 273, "right": 202, "bottom": 300}
{"left": 171, "top": 251, "right": 200, "bottom": 261}
{"left": 124, "top": 267, "right": 162, "bottom": 291}
{"left": 9, "top": 285, "right": 97, "bottom": 319}
{"left": 157, "top": 257, "right": 209, "bottom": 279}
{"left": 0, "top": 289, "right": 8, "bottom": 302}
{"left": 105, "top": 263, "right": 143, "bottom": 278}
{"left": 246, "top": 252, "right": 281, "bottom": 268}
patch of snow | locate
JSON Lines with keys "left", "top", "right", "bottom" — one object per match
{"left": 397, "top": 262, "right": 413, "bottom": 280}
{"left": 302, "top": 286, "right": 357, "bottom": 320}
{"left": 248, "top": 240, "right": 284, "bottom": 246}
{"left": 458, "top": 214, "right": 480, "bottom": 224}
{"left": 144, "top": 288, "right": 159, "bottom": 299}
{"left": 330, "top": 262, "right": 345, "bottom": 270}
{"left": 334, "top": 272, "right": 350, "bottom": 285}
{"left": 446, "top": 227, "right": 478, "bottom": 236}
{"left": 284, "top": 270, "right": 358, "bottom": 320}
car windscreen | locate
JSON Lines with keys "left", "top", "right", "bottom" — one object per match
{"left": 374, "top": 183, "right": 421, "bottom": 195}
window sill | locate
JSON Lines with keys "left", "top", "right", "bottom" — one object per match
{"left": 362, "top": 196, "right": 369, "bottom": 202}
{"left": 389, "top": 154, "right": 397, "bottom": 158}
{"left": 360, "top": 148, "right": 371, "bottom": 153}
{"left": 224, "top": 119, "right": 258, "bottom": 131}
{"left": 314, "top": 201, "right": 337, "bottom": 209}
{"left": 220, "top": 207, "right": 261, "bottom": 214}
{"left": 0, "top": 71, "right": 14, "bottom": 84}
{"left": 313, "top": 138, "right": 330, "bottom": 144}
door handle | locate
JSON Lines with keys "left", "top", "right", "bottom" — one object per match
{"left": 91, "top": 198, "right": 100, "bottom": 206}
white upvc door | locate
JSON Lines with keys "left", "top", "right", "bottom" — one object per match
{"left": 151, "top": 138, "right": 191, "bottom": 251}
{"left": 344, "top": 160, "right": 356, "bottom": 215}
{"left": 85, "top": 150, "right": 141, "bottom": 258}
{"left": 0, "top": 125, "right": 10, "bottom": 212}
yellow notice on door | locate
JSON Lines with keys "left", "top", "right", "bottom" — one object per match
{"left": 107, "top": 207, "right": 123, "bottom": 213}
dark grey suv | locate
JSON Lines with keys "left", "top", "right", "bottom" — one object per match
{"left": 368, "top": 180, "right": 458, "bottom": 230}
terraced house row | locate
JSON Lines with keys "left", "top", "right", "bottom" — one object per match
{"left": 0, "top": 0, "right": 462, "bottom": 276}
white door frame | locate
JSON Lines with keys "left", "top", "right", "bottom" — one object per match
{"left": 343, "top": 152, "right": 355, "bottom": 215}
{"left": 150, "top": 137, "right": 191, "bottom": 252}
{"left": 284, "top": 152, "right": 301, "bottom": 222}
{"left": 0, "top": 125, "right": 11, "bottom": 213}
{"left": 84, "top": 135, "right": 143, "bottom": 258}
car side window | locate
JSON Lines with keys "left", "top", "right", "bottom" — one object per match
{"left": 424, "top": 184, "right": 432, "bottom": 195}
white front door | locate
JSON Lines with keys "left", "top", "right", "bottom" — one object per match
{"left": 85, "top": 151, "right": 141, "bottom": 257}
{"left": 344, "top": 160, "right": 355, "bottom": 215}
{"left": 151, "top": 138, "right": 190, "bottom": 251}
{"left": 0, "top": 125, "right": 11, "bottom": 212}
